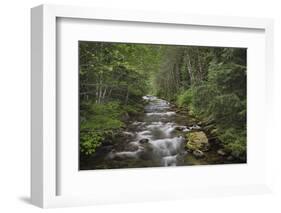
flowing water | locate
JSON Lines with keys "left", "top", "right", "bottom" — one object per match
{"left": 80, "top": 95, "right": 227, "bottom": 170}
{"left": 80, "top": 96, "right": 234, "bottom": 170}
{"left": 108, "top": 95, "right": 189, "bottom": 167}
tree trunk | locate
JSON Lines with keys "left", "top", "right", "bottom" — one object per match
{"left": 95, "top": 83, "right": 99, "bottom": 103}
{"left": 197, "top": 49, "right": 203, "bottom": 81}
{"left": 102, "top": 86, "right": 107, "bottom": 102}
{"left": 125, "top": 88, "right": 129, "bottom": 105}
{"left": 186, "top": 52, "right": 193, "bottom": 85}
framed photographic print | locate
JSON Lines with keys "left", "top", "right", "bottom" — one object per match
{"left": 31, "top": 4, "right": 274, "bottom": 208}
{"left": 78, "top": 41, "right": 247, "bottom": 170}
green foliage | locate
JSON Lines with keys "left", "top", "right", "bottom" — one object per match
{"left": 79, "top": 42, "right": 161, "bottom": 105}
{"left": 79, "top": 42, "right": 161, "bottom": 155}
{"left": 208, "top": 62, "right": 246, "bottom": 98}
{"left": 80, "top": 101, "right": 126, "bottom": 155}
{"left": 191, "top": 85, "right": 218, "bottom": 116}
{"left": 80, "top": 131, "right": 104, "bottom": 155}
{"left": 218, "top": 128, "right": 246, "bottom": 159}
{"left": 209, "top": 94, "right": 246, "bottom": 128}
{"left": 79, "top": 41, "right": 247, "bottom": 160}
{"left": 153, "top": 46, "right": 247, "bottom": 160}
{"left": 81, "top": 102, "right": 124, "bottom": 130}
{"left": 176, "top": 89, "right": 193, "bottom": 107}
{"left": 121, "top": 103, "right": 143, "bottom": 115}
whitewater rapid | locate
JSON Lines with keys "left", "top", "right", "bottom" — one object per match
{"left": 108, "top": 95, "right": 191, "bottom": 166}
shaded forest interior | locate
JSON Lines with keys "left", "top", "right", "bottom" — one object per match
{"left": 79, "top": 41, "right": 246, "bottom": 163}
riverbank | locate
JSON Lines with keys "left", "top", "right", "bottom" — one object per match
{"left": 80, "top": 95, "right": 245, "bottom": 170}
{"left": 170, "top": 102, "right": 246, "bottom": 165}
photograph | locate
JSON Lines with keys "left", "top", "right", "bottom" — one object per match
{"left": 79, "top": 41, "right": 247, "bottom": 170}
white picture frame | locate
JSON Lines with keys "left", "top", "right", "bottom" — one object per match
{"left": 31, "top": 4, "right": 274, "bottom": 208}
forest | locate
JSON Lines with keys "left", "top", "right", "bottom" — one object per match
{"left": 79, "top": 41, "right": 247, "bottom": 169}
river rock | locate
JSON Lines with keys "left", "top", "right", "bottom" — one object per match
{"left": 185, "top": 131, "right": 209, "bottom": 152}
{"left": 217, "top": 149, "right": 226, "bottom": 156}
{"left": 121, "top": 112, "right": 130, "bottom": 121}
{"left": 126, "top": 144, "right": 139, "bottom": 152}
{"left": 122, "top": 131, "right": 134, "bottom": 138}
{"left": 201, "top": 143, "right": 210, "bottom": 152}
{"left": 193, "top": 149, "right": 205, "bottom": 158}
{"left": 139, "top": 138, "right": 149, "bottom": 144}
{"left": 189, "top": 124, "right": 201, "bottom": 130}
{"left": 174, "top": 126, "right": 187, "bottom": 131}
{"left": 227, "top": 155, "right": 234, "bottom": 161}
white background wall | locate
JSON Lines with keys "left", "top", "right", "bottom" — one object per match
{"left": 0, "top": 0, "right": 280, "bottom": 212}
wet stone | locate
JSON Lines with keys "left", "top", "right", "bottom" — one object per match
{"left": 193, "top": 149, "right": 205, "bottom": 158}
{"left": 139, "top": 138, "right": 149, "bottom": 144}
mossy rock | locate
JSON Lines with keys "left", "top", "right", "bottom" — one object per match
{"left": 185, "top": 131, "right": 209, "bottom": 151}
{"left": 186, "top": 131, "right": 208, "bottom": 144}
{"left": 186, "top": 143, "right": 196, "bottom": 151}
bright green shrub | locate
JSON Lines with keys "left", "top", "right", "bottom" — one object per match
{"left": 80, "top": 101, "right": 125, "bottom": 155}
{"left": 176, "top": 89, "right": 193, "bottom": 107}
{"left": 80, "top": 131, "right": 104, "bottom": 155}
{"left": 191, "top": 85, "right": 218, "bottom": 117}
{"left": 81, "top": 102, "right": 124, "bottom": 131}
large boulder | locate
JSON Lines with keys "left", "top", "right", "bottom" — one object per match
{"left": 185, "top": 131, "right": 209, "bottom": 152}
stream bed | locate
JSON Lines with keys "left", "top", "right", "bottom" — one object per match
{"left": 80, "top": 95, "right": 234, "bottom": 170}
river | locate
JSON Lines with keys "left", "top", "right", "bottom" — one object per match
{"left": 80, "top": 95, "right": 229, "bottom": 170}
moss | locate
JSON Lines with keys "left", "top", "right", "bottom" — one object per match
{"left": 186, "top": 143, "right": 196, "bottom": 151}
{"left": 186, "top": 131, "right": 208, "bottom": 144}
{"left": 185, "top": 131, "right": 209, "bottom": 151}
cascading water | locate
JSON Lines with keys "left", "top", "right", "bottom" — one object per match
{"left": 108, "top": 95, "right": 189, "bottom": 167}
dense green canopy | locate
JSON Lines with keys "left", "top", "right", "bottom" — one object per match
{"left": 79, "top": 41, "right": 246, "bottom": 160}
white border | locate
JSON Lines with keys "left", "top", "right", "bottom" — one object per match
{"left": 57, "top": 17, "right": 266, "bottom": 197}
{"left": 31, "top": 4, "right": 274, "bottom": 208}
